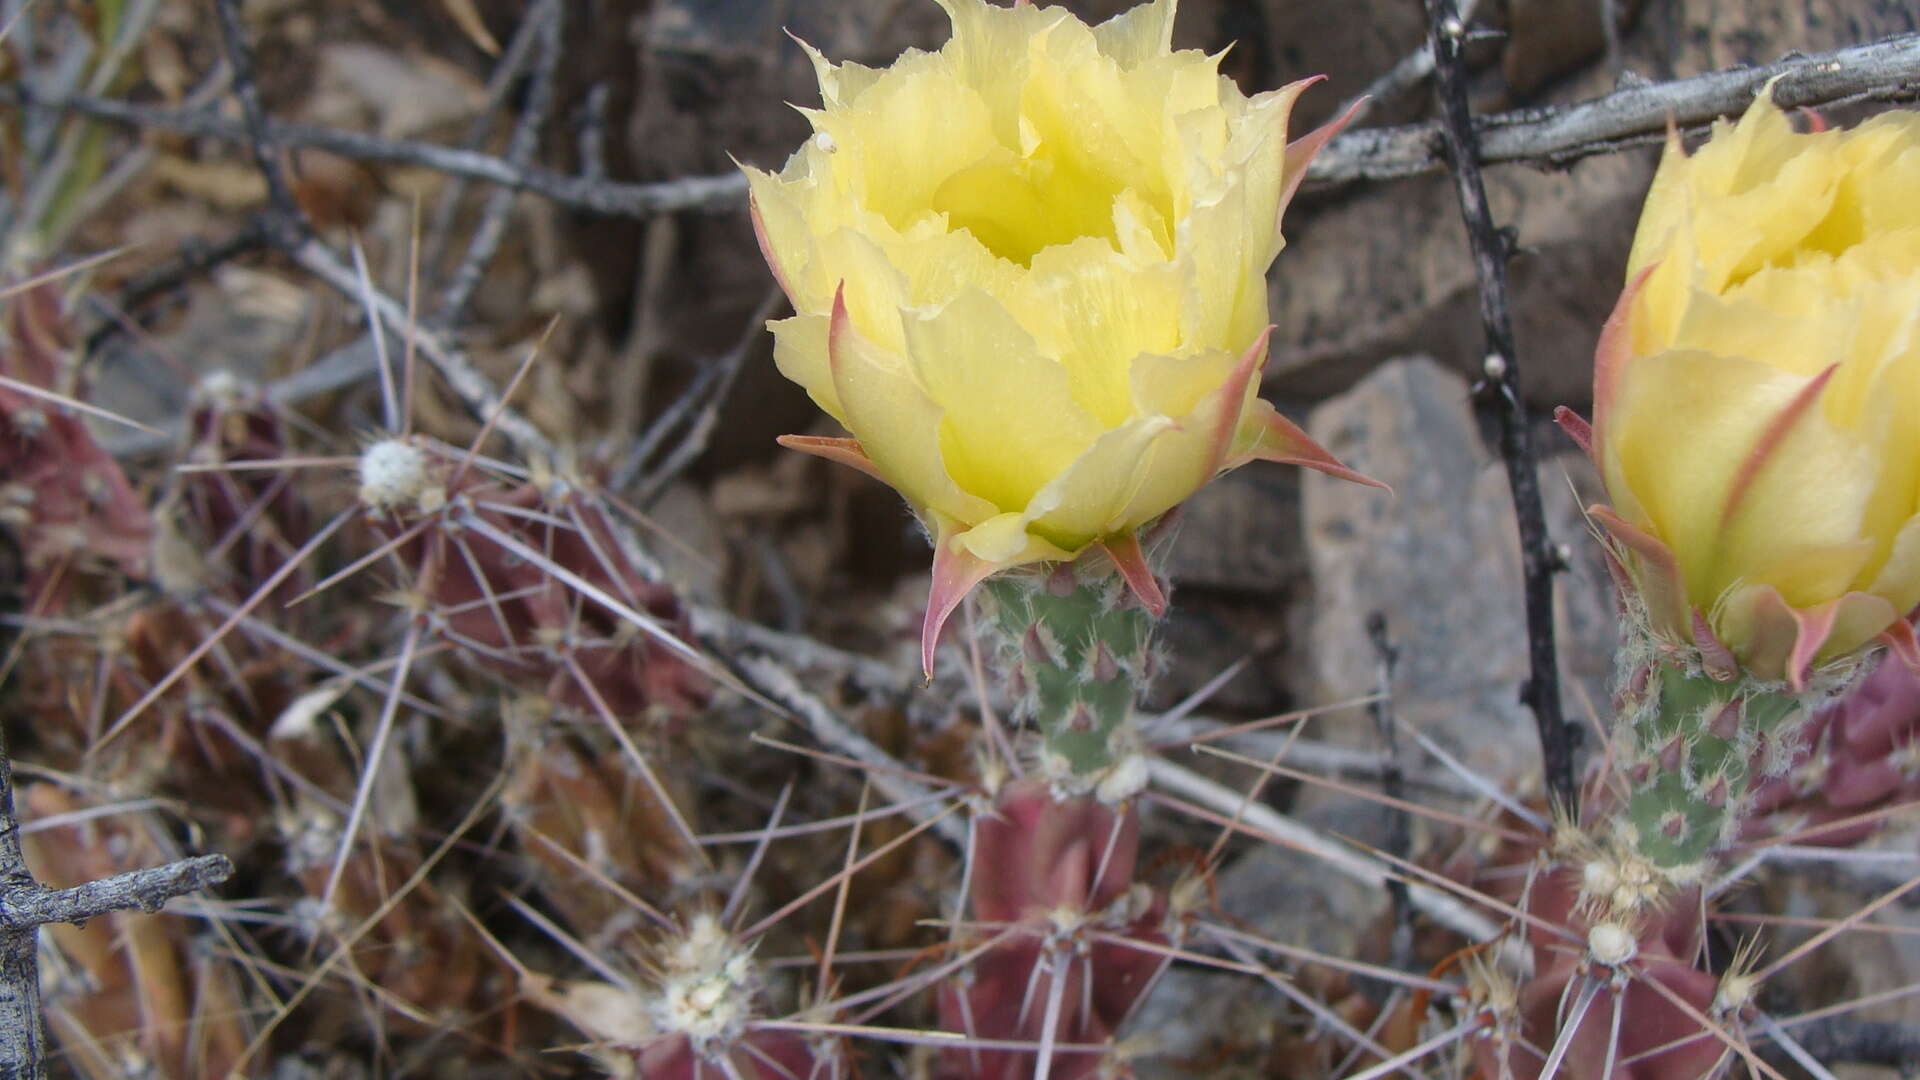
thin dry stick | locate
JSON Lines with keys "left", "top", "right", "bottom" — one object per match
{"left": 0, "top": 724, "right": 231, "bottom": 1077}
{"left": 422, "top": 0, "right": 558, "bottom": 273}
{"left": 19, "top": 35, "right": 1920, "bottom": 208}
{"left": 209, "top": 0, "right": 305, "bottom": 247}
{"left": 738, "top": 656, "right": 969, "bottom": 849}
{"left": 1421, "top": 0, "right": 1578, "bottom": 808}
{"left": 1143, "top": 757, "right": 1504, "bottom": 943}
{"left": 436, "top": 0, "right": 562, "bottom": 323}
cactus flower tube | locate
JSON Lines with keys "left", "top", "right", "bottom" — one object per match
{"left": 1560, "top": 93, "right": 1920, "bottom": 877}
{"left": 743, "top": 0, "right": 1381, "bottom": 679}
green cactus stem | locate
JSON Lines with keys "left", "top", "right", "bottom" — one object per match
{"left": 1612, "top": 654, "right": 1827, "bottom": 878}
{"left": 976, "top": 551, "right": 1161, "bottom": 798}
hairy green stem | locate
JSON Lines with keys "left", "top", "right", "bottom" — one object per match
{"left": 978, "top": 557, "right": 1161, "bottom": 798}
{"left": 1613, "top": 654, "right": 1831, "bottom": 875}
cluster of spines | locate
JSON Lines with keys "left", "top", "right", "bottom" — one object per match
{"left": 936, "top": 780, "right": 1179, "bottom": 1080}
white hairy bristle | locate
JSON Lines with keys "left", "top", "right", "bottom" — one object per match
{"left": 655, "top": 913, "right": 758, "bottom": 1048}
{"left": 358, "top": 439, "right": 440, "bottom": 511}
{"left": 1586, "top": 922, "right": 1638, "bottom": 968}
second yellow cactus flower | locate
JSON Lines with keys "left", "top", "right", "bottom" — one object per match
{"left": 743, "top": 0, "right": 1379, "bottom": 673}
{"left": 1562, "top": 91, "right": 1920, "bottom": 687}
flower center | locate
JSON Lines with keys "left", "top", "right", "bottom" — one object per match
{"left": 928, "top": 152, "right": 1120, "bottom": 266}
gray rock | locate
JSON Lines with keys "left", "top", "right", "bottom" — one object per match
{"left": 1294, "top": 356, "right": 1616, "bottom": 794}
{"left": 1163, "top": 467, "right": 1305, "bottom": 594}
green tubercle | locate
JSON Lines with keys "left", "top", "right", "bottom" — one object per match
{"left": 1616, "top": 656, "right": 1812, "bottom": 875}
{"left": 978, "top": 556, "right": 1160, "bottom": 796}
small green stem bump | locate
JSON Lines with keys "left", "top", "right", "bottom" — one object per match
{"left": 978, "top": 554, "right": 1161, "bottom": 798}
{"left": 1613, "top": 652, "right": 1847, "bottom": 878}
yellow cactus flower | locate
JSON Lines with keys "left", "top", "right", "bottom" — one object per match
{"left": 743, "top": 0, "right": 1380, "bottom": 673}
{"left": 1560, "top": 91, "right": 1920, "bottom": 687}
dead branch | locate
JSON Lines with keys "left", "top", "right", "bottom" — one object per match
{"left": 0, "top": 722, "right": 231, "bottom": 1078}
{"left": 12, "top": 34, "right": 1916, "bottom": 218}
{"left": 1422, "top": 0, "right": 1579, "bottom": 807}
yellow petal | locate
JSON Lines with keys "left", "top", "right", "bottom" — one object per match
{"left": 1819, "top": 591, "right": 1905, "bottom": 666}
{"left": 933, "top": 0, "right": 1067, "bottom": 147}
{"left": 1803, "top": 114, "right": 1920, "bottom": 250}
{"left": 803, "top": 55, "right": 1001, "bottom": 232}
{"left": 1016, "top": 237, "right": 1183, "bottom": 426}
{"left": 827, "top": 296, "right": 998, "bottom": 526}
{"left": 794, "top": 36, "right": 887, "bottom": 109}
{"left": 808, "top": 226, "right": 914, "bottom": 351}
{"left": 1176, "top": 180, "right": 1272, "bottom": 352}
{"left": 927, "top": 149, "right": 1113, "bottom": 265}
{"left": 744, "top": 165, "right": 813, "bottom": 302}
{"left": 1129, "top": 346, "right": 1239, "bottom": 421}
{"left": 1605, "top": 349, "right": 1808, "bottom": 606}
{"left": 1022, "top": 416, "right": 1177, "bottom": 551}
{"left": 903, "top": 289, "right": 1104, "bottom": 514}
{"left": 1865, "top": 512, "right": 1920, "bottom": 621}
{"left": 1018, "top": 14, "right": 1159, "bottom": 210}
{"left": 1714, "top": 373, "right": 1885, "bottom": 609}
{"left": 872, "top": 216, "right": 1023, "bottom": 309}
{"left": 769, "top": 313, "right": 843, "bottom": 424}
{"left": 1090, "top": 0, "right": 1176, "bottom": 68}
{"left": 952, "top": 510, "right": 1074, "bottom": 565}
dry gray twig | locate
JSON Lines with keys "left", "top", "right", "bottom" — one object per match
{"left": 1145, "top": 757, "right": 1506, "bottom": 944}
{"left": 736, "top": 656, "right": 969, "bottom": 849}
{"left": 0, "top": 725, "right": 231, "bottom": 1078}
{"left": 436, "top": 0, "right": 564, "bottom": 323}
{"left": 1422, "top": 0, "right": 1579, "bottom": 807}
{"left": 1330, "top": 31, "right": 1920, "bottom": 180}
{"left": 17, "top": 34, "right": 1918, "bottom": 215}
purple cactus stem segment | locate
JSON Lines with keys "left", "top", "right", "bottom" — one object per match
{"left": 1, "top": 277, "right": 152, "bottom": 609}
{"left": 1472, "top": 866, "right": 1728, "bottom": 1080}
{"left": 937, "top": 782, "right": 1170, "bottom": 1079}
{"left": 369, "top": 463, "right": 709, "bottom": 720}
{"left": 635, "top": 1030, "right": 826, "bottom": 1080}
{"left": 180, "top": 373, "right": 313, "bottom": 600}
